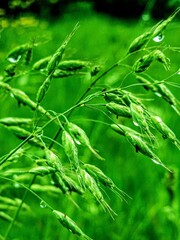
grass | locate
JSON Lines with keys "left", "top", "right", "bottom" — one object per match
{"left": 0, "top": 4, "right": 180, "bottom": 240}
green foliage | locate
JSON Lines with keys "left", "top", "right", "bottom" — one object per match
{"left": 0, "top": 7, "right": 179, "bottom": 240}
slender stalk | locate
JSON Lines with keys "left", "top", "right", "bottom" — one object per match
{"left": 4, "top": 175, "right": 37, "bottom": 240}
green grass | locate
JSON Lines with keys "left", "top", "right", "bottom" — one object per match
{"left": 0, "top": 5, "right": 180, "bottom": 240}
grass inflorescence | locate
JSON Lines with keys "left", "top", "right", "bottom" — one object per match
{"left": 0, "top": 7, "right": 179, "bottom": 240}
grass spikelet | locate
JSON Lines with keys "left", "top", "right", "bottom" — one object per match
{"left": 150, "top": 115, "right": 180, "bottom": 149}
{"left": 0, "top": 117, "right": 32, "bottom": 127}
{"left": 36, "top": 74, "right": 52, "bottom": 104}
{"left": 153, "top": 50, "right": 170, "bottom": 70}
{"left": 133, "top": 52, "right": 154, "bottom": 73}
{"left": 128, "top": 31, "right": 152, "bottom": 53}
{"left": 154, "top": 82, "right": 180, "bottom": 114}
{"left": 52, "top": 69, "right": 77, "bottom": 78}
{"left": 52, "top": 210, "right": 92, "bottom": 240}
{"left": 136, "top": 75, "right": 158, "bottom": 92}
{"left": 61, "top": 130, "right": 80, "bottom": 169}
{"left": 130, "top": 102, "right": 153, "bottom": 138}
{"left": 44, "top": 148, "right": 63, "bottom": 172}
{"left": 80, "top": 169, "right": 117, "bottom": 218}
{"left": 106, "top": 102, "right": 132, "bottom": 118}
{"left": 7, "top": 44, "right": 31, "bottom": 63}
{"left": 4, "top": 63, "right": 16, "bottom": 77}
{"left": 84, "top": 163, "right": 128, "bottom": 201}
{"left": 111, "top": 124, "right": 170, "bottom": 171}
{"left": 52, "top": 172, "right": 69, "bottom": 194}
{"left": 0, "top": 81, "right": 53, "bottom": 120}
{"left": 32, "top": 56, "right": 51, "bottom": 71}
{"left": 152, "top": 7, "right": 180, "bottom": 39}
{"left": 28, "top": 166, "right": 56, "bottom": 176}
{"left": 136, "top": 76, "right": 180, "bottom": 115}
{"left": 61, "top": 174, "right": 84, "bottom": 195}
{"left": 67, "top": 122, "right": 104, "bottom": 160}
{"left": 46, "top": 23, "right": 79, "bottom": 75}
{"left": 57, "top": 60, "right": 90, "bottom": 71}
{"left": 5, "top": 125, "right": 43, "bottom": 147}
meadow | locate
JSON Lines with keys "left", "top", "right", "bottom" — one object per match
{"left": 0, "top": 4, "right": 180, "bottom": 240}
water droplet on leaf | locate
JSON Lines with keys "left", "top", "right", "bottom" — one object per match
{"left": 151, "top": 159, "right": 161, "bottom": 165}
{"left": 133, "top": 121, "right": 139, "bottom": 127}
{"left": 153, "top": 33, "right": 164, "bottom": 43}
{"left": 8, "top": 55, "right": 21, "bottom": 63}
{"left": 40, "top": 200, "right": 46, "bottom": 208}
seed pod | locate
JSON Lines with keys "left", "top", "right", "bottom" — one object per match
{"left": 52, "top": 210, "right": 92, "bottom": 240}
{"left": 128, "top": 31, "right": 152, "bottom": 53}
{"left": 62, "top": 130, "right": 79, "bottom": 169}
{"left": 67, "top": 122, "right": 104, "bottom": 160}
{"left": 133, "top": 52, "right": 154, "bottom": 73}
{"left": 153, "top": 50, "right": 170, "bottom": 70}
{"left": 150, "top": 115, "right": 180, "bottom": 149}
{"left": 106, "top": 102, "right": 131, "bottom": 118}
{"left": 32, "top": 56, "right": 51, "bottom": 71}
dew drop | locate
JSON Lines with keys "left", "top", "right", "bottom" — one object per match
{"left": 155, "top": 92, "right": 162, "bottom": 97}
{"left": 40, "top": 200, "right": 47, "bottom": 208}
{"left": 153, "top": 33, "right": 164, "bottom": 43}
{"left": 8, "top": 55, "right": 21, "bottom": 63}
{"left": 74, "top": 138, "right": 81, "bottom": 145}
{"left": 177, "top": 70, "right": 180, "bottom": 75}
{"left": 151, "top": 159, "right": 161, "bottom": 165}
{"left": 133, "top": 121, "right": 139, "bottom": 127}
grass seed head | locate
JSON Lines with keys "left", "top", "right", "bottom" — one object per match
{"left": 150, "top": 115, "right": 179, "bottom": 147}
{"left": 152, "top": 7, "right": 180, "bottom": 38}
{"left": 29, "top": 166, "right": 56, "bottom": 176}
{"left": 62, "top": 130, "right": 79, "bottom": 169}
{"left": 153, "top": 50, "right": 170, "bottom": 70}
{"left": 133, "top": 52, "right": 154, "bottom": 73}
{"left": 128, "top": 31, "right": 152, "bottom": 53}
{"left": 44, "top": 148, "right": 63, "bottom": 172}
{"left": 52, "top": 209, "right": 92, "bottom": 240}
{"left": 136, "top": 75, "right": 158, "bottom": 92}
{"left": 7, "top": 44, "right": 30, "bottom": 63}
{"left": 32, "top": 56, "right": 51, "bottom": 70}
{"left": 67, "top": 122, "right": 104, "bottom": 160}
{"left": 106, "top": 102, "right": 131, "bottom": 118}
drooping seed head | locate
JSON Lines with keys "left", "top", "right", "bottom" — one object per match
{"left": 106, "top": 102, "right": 132, "bottom": 118}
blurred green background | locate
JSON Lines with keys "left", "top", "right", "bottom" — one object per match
{"left": 0, "top": 1, "right": 180, "bottom": 240}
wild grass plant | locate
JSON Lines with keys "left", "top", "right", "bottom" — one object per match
{"left": 0, "top": 7, "right": 180, "bottom": 240}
